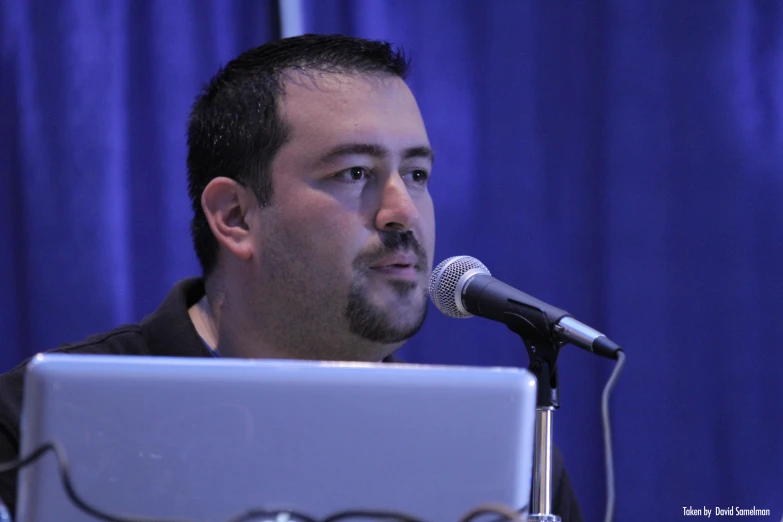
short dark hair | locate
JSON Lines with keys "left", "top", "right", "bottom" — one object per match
{"left": 186, "top": 34, "right": 410, "bottom": 277}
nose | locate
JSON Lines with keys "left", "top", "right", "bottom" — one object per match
{"left": 374, "top": 175, "right": 420, "bottom": 232}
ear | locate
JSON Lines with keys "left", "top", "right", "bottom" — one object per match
{"left": 201, "top": 177, "right": 257, "bottom": 263}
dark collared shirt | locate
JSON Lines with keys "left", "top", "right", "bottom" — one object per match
{"left": 0, "top": 278, "right": 583, "bottom": 521}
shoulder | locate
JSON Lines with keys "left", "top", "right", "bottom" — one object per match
{"left": 0, "top": 276, "right": 208, "bottom": 441}
{"left": 0, "top": 278, "right": 204, "bottom": 514}
{"left": 52, "top": 324, "right": 152, "bottom": 357}
{"left": 0, "top": 323, "right": 151, "bottom": 441}
{"left": 0, "top": 321, "right": 153, "bottom": 515}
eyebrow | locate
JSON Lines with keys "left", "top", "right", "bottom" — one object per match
{"left": 316, "top": 143, "right": 435, "bottom": 166}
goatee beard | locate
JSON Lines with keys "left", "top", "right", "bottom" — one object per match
{"left": 346, "top": 230, "right": 430, "bottom": 343}
{"left": 345, "top": 284, "right": 428, "bottom": 344}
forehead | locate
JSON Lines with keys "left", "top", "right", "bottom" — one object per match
{"left": 277, "top": 71, "right": 429, "bottom": 150}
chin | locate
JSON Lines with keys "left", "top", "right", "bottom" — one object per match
{"left": 346, "top": 281, "right": 427, "bottom": 346}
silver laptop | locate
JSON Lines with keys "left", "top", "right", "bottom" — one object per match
{"left": 17, "top": 354, "right": 537, "bottom": 522}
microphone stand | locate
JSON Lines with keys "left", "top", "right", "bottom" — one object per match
{"left": 504, "top": 306, "right": 563, "bottom": 522}
{"left": 523, "top": 338, "right": 562, "bottom": 522}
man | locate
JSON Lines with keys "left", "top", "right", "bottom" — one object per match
{"left": 0, "top": 34, "right": 583, "bottom": 520}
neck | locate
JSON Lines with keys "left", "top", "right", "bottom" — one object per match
{"left": 187, "top": 276, "right": 296, "bottom": 359}
{"left": 188, "top": 275, "right": 398, "bottom": 362}
{"left": 188, "top": 293, "right": 220, "bottom": 351}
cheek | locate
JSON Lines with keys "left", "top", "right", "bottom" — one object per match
{"left": 273, "top": 191, "right": 367, "bottom": 263}
{"left": 417, "top": 196, "right": 436, "bottom": 263}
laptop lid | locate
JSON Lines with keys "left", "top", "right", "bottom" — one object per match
{"left": 18, "top": 354, "right": 537, "bottom": 522}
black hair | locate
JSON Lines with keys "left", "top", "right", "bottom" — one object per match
{"left": 186, "top": 34, "right": 410, "bottom": 277}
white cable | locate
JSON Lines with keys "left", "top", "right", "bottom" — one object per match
{"left": 602, "top": 350, "right": 626, "bottom": 522}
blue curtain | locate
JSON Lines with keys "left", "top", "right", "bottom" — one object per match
{"left": 2, "top": 1, "right": 782, "bottom": 521}
{"left": 0, "top": 0, "right": 278, "bottom": 363}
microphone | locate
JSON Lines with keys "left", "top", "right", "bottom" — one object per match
{"left": 429, "top": 256, "right": 622, "bottom": 360}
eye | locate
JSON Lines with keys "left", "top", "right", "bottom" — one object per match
{"left": 336, "top": 167, "right": 370, "bottom": 183}
{"left": 406, "top": 169, "right": 430, "bottom": 185}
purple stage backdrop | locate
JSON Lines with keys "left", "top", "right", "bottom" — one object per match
{"left": 2, "top": 1, "right": 782, "bottom": 521}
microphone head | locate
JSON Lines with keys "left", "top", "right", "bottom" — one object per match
{"left": 429, "top": 256, "right": 491, "bottom": 318}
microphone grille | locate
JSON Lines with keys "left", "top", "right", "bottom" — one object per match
{"left": 428, "top": 256, "right": 491, "bottom": 318}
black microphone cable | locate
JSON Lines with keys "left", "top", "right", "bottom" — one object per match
{"left": 0, "top": 442, "right": 529, "bottom": 522}
{"left": 0, "top": 441, "right": 192, "bottom": 522}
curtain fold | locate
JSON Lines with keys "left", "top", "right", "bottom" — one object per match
{"left": 0, "top": 0, "right": 279, "bottom": 364}
{"left": 1, "top": 1, "right": 782, "bottom": 520}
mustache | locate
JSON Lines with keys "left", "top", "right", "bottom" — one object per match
{"left": 354, "top": 231, "right": 428, "bottom": 270}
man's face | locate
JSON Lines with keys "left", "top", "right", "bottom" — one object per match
{"left": 248, "top": 72, "right": 435, "bottom": 361}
